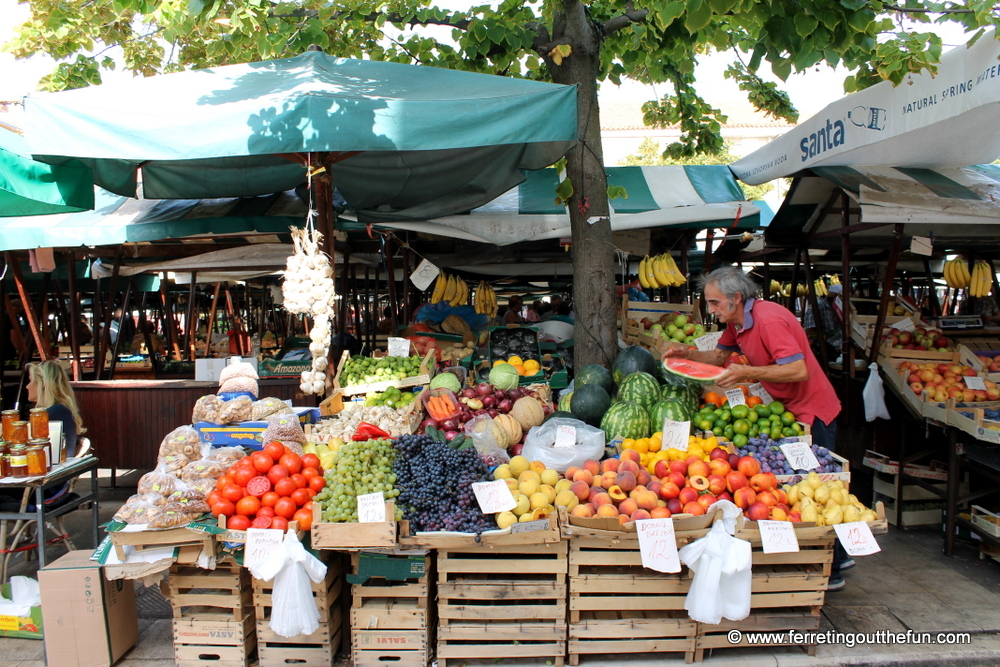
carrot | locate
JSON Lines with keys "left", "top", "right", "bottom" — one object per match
{"left": 428, "top": 396, "right": 445, "bottom": 419}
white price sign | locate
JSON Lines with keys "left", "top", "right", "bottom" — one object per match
{"left": 909, "top": 235, "right": 933, "bottom": 256}
{"left": 963, "top": 375, "right": 987, "bottom": 391}
{"left": 472, "top": 480, "right": 517, "bottom": 514}
{"left": 410, "top": 258, "right": 440, "bottom": 292}
{"left": 244, "top": 528, "right": 284, "bottom": 569}
{"left": 636, "top": 518, "right": 682, "bottom": 573}
{"left": 554, "top": 424, "right": 577, "bottom": 449}
{"left": 695, "top": 331, "right": 724, "bottom": 352}
{"left": 896, "top": 318, "right": 916, "bottom": 333}
{"left": 387, "top": 337, "right": 411, "bottom": 357}
{"left": 779, "top": 442, "right": 821, "bottom": 471}
{"left": 661, "top": 419, "right": 690, "bottom": 452}
{"left": 834, "top": 521, "right": 882, "bottom": 556}
{"left": 357, "top": 492, "right": 386, "bottom": 523}
{"left": 757, "top": 520, "right": 800, "bottom": 554}
{"left": 748, "top": 383, "right": 774, "bottom": 405}
{"left": 725, "top": 388, "right": 746, "bottom": 407}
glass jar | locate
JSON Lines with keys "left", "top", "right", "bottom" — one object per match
{"left": 0, "top": 441, "right": 9, "bottom": 478}
{"left": 9, "top": 421, "right": 29, "bottom": 445}
{"left": 1, "top": 410, "right": 18, "bottom": 441}
{"left": 29, "top": 408, "right": 49, "bottom": 440}
{"left": 28, "top": 437, "right": 51, "bottom": 472}
{"left": 25, "top": 446, "right": 46, "bottom": 477}
{"left": 8, "top": 446, "right": 28, "bottom": 478}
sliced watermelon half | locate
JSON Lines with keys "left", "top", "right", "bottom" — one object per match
{"left": 663, "top": 357, "right": 726, "bottom": 384}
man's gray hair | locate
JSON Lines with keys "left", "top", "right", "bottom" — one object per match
{"left": 700, "top": 267, "right": 759, "bottom": 303}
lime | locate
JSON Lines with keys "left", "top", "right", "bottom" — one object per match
{"left": 770, "top": 426, "right": 783, "bottom": 440}
{"left": 769, "top": 414, "right": 781, "bottom": 423}
{"left": 723, "top": 425, "right": 735, "bottom": 440}
{"left": 733, "top": 419, "right": 750, "bottom": 436}
{"left": 768, "top": 401, "right": 785, "bottom": 415}
{"left": 746, "top": 410, "right": 759, "bottom": 424}
{"left": 749, "top": 426, "right": 758, "bottom": 438}
{"left": 754, "top": 404, "right": 772, "bottom": 418}
{"left": 731, "top": 405, "right": 749, "bottom": 420}
{"left": 712, "top": 426, "right": 724, "bottom": 437}
{"left": 698, "top": 419, "right": 714, "bottom": 432}
{"left": 782, "top": 427, "right": 797, "bottom": 438}
{"left": 793, "top": 422, "right": 804, "bottom": 435}
{"left": 719, "top": 410, "right": 732, "bottom": 423}
{"left": 780, "top": 411, "right": 796, "bottom": 427}
{"left": 733, "top": 433, "right": 749, "bottom": 448}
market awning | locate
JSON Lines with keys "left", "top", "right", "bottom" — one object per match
{"left": 345, "top": 165, "right": 772, "bottom": 245}
{"left": 1, "top": 127, "right": 94, "bottom": 217}
{"left": 730, "top": 31, "right": 1000, "bottom": 186}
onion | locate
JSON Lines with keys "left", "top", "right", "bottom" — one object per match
{"left": 509, "top": 443, "right": 524, "bottom": 456}
{"left": 487, "top": 408, "right": 499, "bottom": 418}
{"left": 476, "top": 383, "right": 492, "bottom": 396}
{"left": 481, "top": 395, "right": 497, "bottom": 409}
{"left": 498, "top": 399, "right": 513, "bottom": 413}
{"left": 444, "top": 430, "right": 460, "bottom": 440}
{"left": 493, "top": 390, "right": 507, "bottom": 401}
{"left": 441, "top": 419, "right": 458, "bottom": 432}
{"left": 420, "top": 418, "right": 440, "bottom": 431}
{"left": 463, "top": 388, "right": 478, "bottom": 399}
{"left": 458, "top": 412, "right": 474, "bottom": 423}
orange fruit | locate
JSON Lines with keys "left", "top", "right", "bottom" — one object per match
{"left": 704, "top": 392, "right": 724, "bottom": 408}
{"left": 746, "top": 395, "right": 763, "bottom": 408}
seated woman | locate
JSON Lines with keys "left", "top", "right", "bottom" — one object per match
{"left": 27, "top": 360, "right": 86, "bottom": 460}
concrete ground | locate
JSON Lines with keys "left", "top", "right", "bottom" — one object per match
{"left": 1, "top": 469, "right": 999, "bottom": 667}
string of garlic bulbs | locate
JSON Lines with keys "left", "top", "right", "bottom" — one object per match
{"left": 283, "top": 226, "right": 335, "bottom": 395}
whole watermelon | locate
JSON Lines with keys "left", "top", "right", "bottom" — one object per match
{"left": 558, "top": 391, "right": 574, "bottom": 413}
{"left": 661, "top": 384, "right": 698, "bottom": 414}
{"left": 617, "top": 371, "right": 661, "bottom": 412}
{"left": 576, "top": 363, "right": 614, "bottom": 395}
{"left": 600, "top": 400, "right": 651, "bottom": 441}
{"left": 650, "top": 398, "right": 690, "bottom": 432}
{"left": 613, "top": 346, "right": 660, "bottom": 386}
{"left": 570, "top": 383, "right": 612, "bottom": 427}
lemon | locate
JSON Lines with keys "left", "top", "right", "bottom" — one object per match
{"left": 507, "top": 355, "right": 524, "bottom": 366}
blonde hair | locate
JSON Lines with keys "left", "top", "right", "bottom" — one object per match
{"left": 28, "top": 361, "right": 86, "bottom": 435}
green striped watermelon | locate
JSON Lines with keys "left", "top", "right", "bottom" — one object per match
{"left": 600, "top": 401, "right": 651, "bottom": 441}
{"left": 660, "top": 384, "right": 696, "bottom": 414}
{"left": 617, "top": 371, "right": 660, "bottom": 412}
{"left": 650, "top": 398, "right": 690, "bottom": 432}
{"left": 576, "top": 364, "right": 615, "bottom": 395}
{"left": 558, "top": 391, "right": 574, "bottom": 413}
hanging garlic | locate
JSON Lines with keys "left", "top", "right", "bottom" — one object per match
{"left": 283, "top": 225, "right": 336, "bottom": 395}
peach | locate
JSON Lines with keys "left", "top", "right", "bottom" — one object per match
{"left": 764, "top": 472, "right": 778, "bottom": 490}
{"left": 717, "top": 491, "right": 733, "bottom": 503}
{"left": 570, "top": 504, "right": 594, "bottom": 518}
{"left": 750, "top": 473, "right": 773, "bottom": 492}
{"left": 757, "top": 490, "right": 778, "bottom": 507}
{"left": 629, "top": 485, "right": 646, "bottom": 500}
{"left": 564, "top": 466, "right": 580, "bottom": 481}
{"left": 617, "top": 498, "right": 638, "bottom": 516}
{"left": 659, "top": 481, "right": 681, "bottom": 500}
{"left": 745, "top": 501, "right": 770, "bottom": 521}
{"left": 618, "top": 459, "right": 641, "bottom": 474}
{"left": 588, "top": 486, "right": 603, "bottom": 503}
{"left": 733, "top": 487, "right": 757, "bottom": 509}
{"left": 636, "top": 469, "right": 652, "bottom": 487}
{"left": 710, "top": 447, "right": 729, "bottom": 461}
{"left": 583, "top": 459, "right": 602, "bottom": 476}
{"left": 529, "top": 460, "right": 546, "bottom": 475}
{"left": 708, "top": 459, "right": 732, "bottom": 477}
{"left": 773, "top": 488, "right": 787, "bottom": 505}
{"left": 572, "top": 469, "right": 594, "bottom": 485}
{"left": 669, "top": 460, "right": 688, "bottom": 475}
{"left": 678, "top": 487, "right": 699, "bottom": 506}
{"left": 630, "top": 509, "right": 651, "bottom": 521}
{"left": 683, "top": 501, "right": 705, "bottom": 516}
{"left": 620, "top": 449, "right": 641, "bottom": 464}
{"left": 635, "top": 490, "right": 659, "bottom": 511}
{"left": 728, "top": 453, "right": 741, "bottom": 470}
{"left": 737, "top": 456, "right": 761, "bottom": 477}
{"left": 646, "top": 480, "right": 662, "bottom": 497}
{"left": 696, "top": 493, "right": 717, "bottom": 511}
{"left": 787, "top": 511, "right": 802, "bottom": 523}
{"left": 667, "top": 471, "right": 687, "bottom": 489}
{"left": 593, "top": 492, "right": 614, "bottom": 507}
{"left": 666, "top": 498, "right": 683, "bottom": 514}
{"left": 685, "top": 454, "right": 703, "bottom": 466}
{"left": 687, "top": 460, "right": 710, "bottom": 478}
{"left": 688, "top": 474, "right": 710, "bottom": 492}
{"left": 707, "top": 474, "right": 727, "bottom": 496}
{"left": 570, "top": 481, "right": 591, "bottom": 502}
{"left": 657, "top": 499, "right": 667, "bottom": 507}
{"left": 654, "top": 460, "right": 671, "bottom": 479}
{"left": 650, "top": 506, "right": 672, "bottom": 519}
{"left": 600, "top": 471, "right": 618, "bottom": 489}
{"left": 615, "top": 471, "right": 637, "bottom": 492}
{"left": 769, "top": 506, "right": 788, "bottom": 521}
{"left": 596, "top": 504, "right": 619, "bottom": 518}
{"left": 608, "top": 485, "right": 628, "bottom": 502}
{"left": 618, "top": 514, "right": 632, "bottom": 526}
{"left": 601, "top": 458, "right": 621, "bottom": 473}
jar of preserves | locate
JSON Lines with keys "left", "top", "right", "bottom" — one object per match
{"left": 28, "top": 438, "right": 51, "bottom": 472}
{"left": 10, "top": 421, "right": 29, "bottom": 445}
{"left": 29, "top": 408, "right": 49, "bottom": 439}
{"left": 0, "top": 441, "right": 9, "bottom": 478}
{"left": 25, "top": 446, "right": 46, "bottom": 477}
{"left": 8, "top": 446, "right": 28, "bottom": 478}
{"left": 1, "top": 410, "right": 18, "bottom": 441}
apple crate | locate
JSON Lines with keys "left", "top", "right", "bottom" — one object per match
{"left": 435, "top": 543, "right": 568, "bottom": 667}
{"left": 332, "top": 349, "right": 438, "bottom": 397}
{"left": 880, "top": 357, "right": 932, "bottom": 420}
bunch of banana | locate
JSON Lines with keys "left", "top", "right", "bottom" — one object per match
{"left": 943, "top": 257, "right": 971, "bottom": 289}
{"left": 781, "top": 283, "right": 792, "bottom": 297}
{"left": 769, "top": 279, "right": 782, "bottom": 295}
{"left": 814, "top": 279, "right": 828, "bottom": 297}
{"left": 474, "top": 281, "right": 499, "bottom": 317}
{"left": 430, "top": 273, "right": 469, "bottom": 306}
{"left": 969, "top": 260, "right": 994, "bottom": 297}
{"left": 829, "top": 274, "right": 841, "bottom": 285}
{"left": 638, "top": 253, "right": 687, "bottom": 288}
{"left": 795, "top": 283, "right": 809, "bottom": 297}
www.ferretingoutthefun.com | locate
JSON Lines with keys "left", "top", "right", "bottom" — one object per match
{"left": 728, "top": 629, "right": 973, "bottom": 648}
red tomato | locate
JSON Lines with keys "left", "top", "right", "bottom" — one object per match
{"left": 216, "top": 475, "right": 235, "bottom": 490}
{"left": 264, "top": 442, "right": 287, "bottom": 462}
{"left": 301, "top": 467, "right": 320, "bottom": 480}
{"left": 270, "top": 517, "right": 289, "bottom": 532}
{"left": 227, "top": 515, "right": 251, "bottom": 531}
{"left": 231, "top": 467, "right": 256, "bottom": 488}
{"left": 292, "top": 507, "right": 313, "bottom": 531}
{"left": 251, "top": 516, "right": 273, "bottom": 529}
{"left": 274, "top": 497, "right": 297, "bottom": 519}
{"left": 246, "top": 476, "right": 272, "bottom": 498}
{"left": 251, "top": 452, "right": 274, "bottom": 473}
{"left": 206, "top": 490, "right": 223, "bottom": 507}
{"left": 300, "top": 454, "right": 321, "bottom": 471}
{"left": 211, "top": 500, "right": 235, "bottom": 518}
{"left": 221, "top": 484, "right": 245, "bottom": 503}
{"left": 236, "top": 495, "right": 262, "bottom": 517}
{"left": 279, "top": 453, "right": 302, "bottom": 475}
{"left": 308, "top": 476, "right": 326, "bottom": 493}
{"left": 261, "top": 492, "right": 280, "bottom": 508}
{"left": 266, "top": 465, "right": 290, "bottom": 486}
{"left": 274, "top": 478, "right": 298, "bottom": 497}
{"left": 290, "top": 488, "right": 313, "bottom": 507}
{"left": 290, "top": 473, "right": 307, "bottom": 489}
{"left": 257, "top": 506, "right": 276, "bottom": 519}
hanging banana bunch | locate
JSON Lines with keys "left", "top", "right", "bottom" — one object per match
{"left": 638, "top": 253, "right": 687, "bottom": 288}
{"left": 969, "top": 260, "right": 994, "bottom": 298}
{"left": 828, "top": 274, "right": 841, "bottom": 286}
{"left": 430, "top": 273, "right": 469, "bottom": 306}
{"left": 795, "top": 283, "right": 809, "bottom": 298}
{"left": 814, "top": 279, "right": 828, "bottom": 297}
{"left": 473, "top": 281, "right": 499, "bottom": 317}
{"left": 944, "top": 257, "right": 971, "bottom": 290}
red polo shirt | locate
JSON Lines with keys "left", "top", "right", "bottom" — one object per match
{"left": 717, "top": 298, "right": 840, "bottom": 427}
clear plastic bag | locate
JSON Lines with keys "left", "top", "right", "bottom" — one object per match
{"left": 249, "top": 531, "right": 328, "bottom": 638}
{"left": 464, "top": 415, "right": 509, "bottom": 467}
{"left": 520, "top": 417, "right": 605, "bottom": 472}
{"left": 864, "top": 363, "right": 891, "bottom": 422}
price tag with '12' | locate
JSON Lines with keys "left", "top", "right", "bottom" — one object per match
{"left": 472, "top": 480, "right": 517, "bottom": 514}
{"left": 357, "top": 492, "right": 386, "bottom": 523}
{"left": 636, "top": 518, "right": 681, "bottom": 573}
{"left": 834, "top": 521, "right": 881, "bottom": 556}
{"left": 757, "top": 519, "right": 800, "bottom": 554}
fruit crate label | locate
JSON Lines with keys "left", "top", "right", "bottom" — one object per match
{"left": 977, "top": 427, "right": 1000, "bottom": 443}
{"left": 472, "top": 480, "right": 517, "bottom": 514}
{"left": 244, "top": 527, "right": 284, "bottom": 569}
{"left": 834, "top": 521, "right": 881, "bottom": 556}
{"left": 964, "top": 375, "right": 987, "bottom": 390}
{"left": 695, "top": 331, "right": 723, "bottom": 352}
{"left": 757, "top": 519, "right": 800, "bottom": 554}
{"left": 387, "top": 338, "right": 411, "bottom": 357}
{"left": 725, "top": 388, "right": 746, "bottom": 407}
{"left": 410, "top": 258, "right": 440, "bottom": 291}
{"left": 748, "top": 383, "right": 774, "bottom": 404}
{"left": 636, "top": 518, "right": 681, "bottom": 573}
{"left": 511, "top": 519, "right": 549, "bottom": 534}
{"left": 779, "top": 442, "right": 820, "bottom": 471}
{"left": 358, "top": 492, "right": 387, "bottom": 523}
{"left": 661, "top": 419, "right": 690, "bottom": 452}
{"left": 554, "top": 424, "right": 577, "bottom": 449}
{"left": 896, "top": 318, "right": 915, "bottom": 333}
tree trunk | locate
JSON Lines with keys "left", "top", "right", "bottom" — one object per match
{"left": 550, "top": 0, "right": 617, "bottom": 370}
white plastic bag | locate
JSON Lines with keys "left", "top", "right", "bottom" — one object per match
{"left": 520, "top": 417, "right": 606, "bottom": 472}
{"left": 678, "top": 501, "right": 751, "bottom": 625}
{"left": 249, "top": 531, "right": 328, "bottom": 638}
{"left": 863, "top": 363, "right": 891, "bottom": 422}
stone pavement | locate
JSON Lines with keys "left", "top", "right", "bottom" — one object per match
{"left": 1, "top": 470, "right": 998, "bottom": 667}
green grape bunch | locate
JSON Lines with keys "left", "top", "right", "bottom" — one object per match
{"left": 314, "top": 438, "right": 403, "bottom": 523}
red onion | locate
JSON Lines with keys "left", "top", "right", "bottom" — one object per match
{"left": 486, "top": 408, "right": 499, "bottom": 418}
{"left": 420, "top": 418, "right": 440, "bottom": 431}
{"left": 444, "top": 430, "right": 460, "bottom": 440}
{"left": 462, "top": 388, "right": 478, "bottom": 399}
{"left": 441, "top": 419, "right": 458, "bottom": 432}
{"left": 476, "top": 383, "right": 492, "bottom": 396}
{"left": 509, "top": 443, "right": 524, "bottom": 456}
{"left": 493, "top": 389, "right": 507, "bottom": 401}
{"left": 481, "top": 395, "right": 497, "bottom": 409}
{"left": 458, "top": 412, "right": 474, "bottom": 423}
{"left": 497, "top": 399, "right": 513, "bottom": 413}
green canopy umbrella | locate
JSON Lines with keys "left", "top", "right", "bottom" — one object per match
{"left": 0, "top": 127, "right": 94, "bottom": 217}
{"left": 21, "top": 52, "right": 577, "bottom": 224}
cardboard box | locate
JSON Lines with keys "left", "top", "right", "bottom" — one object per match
{"left": 0, "top": 581, "right": 43, "bottom": 639}
{"left": 194, "top": 406, "right": 318, "bottom": 448}
{"left": 39, "top": 551, "right": 138, "bottom": 667}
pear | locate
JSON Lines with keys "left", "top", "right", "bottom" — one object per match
{"left": 842, "top": 505, "right": 861, "bottom": 523}
{"left": 822, "top": 505, "right": 843, "bottom": 525}
{"left": 847, "top": 493, "right": 859, "bottom": 505}
{"left": 302, "top": 442, "right": 318, "bottom": 455}
{"left": 799, "top": 497, "right": 815, "bottom": 511}
{"left": 825, "top": 498, "right": 839, "bottom": 511}
{"left": 801, "top": 507, "right": 818, "bottom": 523}
{"left": 797, "top": 481, "right": 815, "bottom": 499}
{"left": 860, "top": 509, "right": 878, "bottom": 522}
{"left": 786, "top": 485, "right": 799, "bottom": 504}
{"left": 807, "top": 471, "right": 823, "bottom": 489}
{"left": 791, "top": 502, "right": 801, "bottom": 514}
{"left": 813, "top": 485, "right": 831, "bottom": 504}
{"left": 828, "top": 488, "right": 845, "bottom": 505}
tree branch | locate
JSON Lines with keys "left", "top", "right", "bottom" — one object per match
{"left": 601, "top": 2, "right": 648, "bottom": 36}
{"left": 269, "top": 8, "right": 471, "bottom": 29}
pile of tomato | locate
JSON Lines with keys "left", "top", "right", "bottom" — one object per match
{"left": 208, "top": 441, "right": 325, "bottom": 532}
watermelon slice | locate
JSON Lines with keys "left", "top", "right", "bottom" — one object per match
{"left": 663, "top": 358, "right": 726, "bottom": 384}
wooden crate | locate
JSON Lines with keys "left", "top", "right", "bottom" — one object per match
{"left": 253, "top": 555, "right": 344, "bottom": 624}
{"left": 333, "top": 349, "right": 437, "bottom": 396}
{"left": 311, "top": 501, "right": 398, "bottom": 550}
{"left": 694, "top": 610, "right": 822, "bottom": 662}
{"left": 168, "top": 560, "right": 254, "bottom": 622}
{"left": 436, "top": 543, "right": 568, "bottom": 667}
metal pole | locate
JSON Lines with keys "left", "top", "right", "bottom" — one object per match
{"left": 868, "top": 224, "right": 905, "bottom": 367}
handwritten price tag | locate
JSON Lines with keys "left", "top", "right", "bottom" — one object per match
{"left": 511, "top": 519, "right": 549, "bottom": 534}
{"left": 757, "top": 520, "right": 800, "bottom": 554}
{"left": 244, "top": 528, "right": 284, "bottom": 569}
{"left": 387, "top": 337, "right": 411, "bottom": 357}
{"left": 357, "top": 492, "right": 386, "bottom": 523}
{"left": 695, "top": 331, "right": 724, "bottom": 352}
{"left": 661, "top": 419, "right": 690, "bottom": 452}
{"left": 779, "top": 442, "right": 820, "bottom": 471}
{"left": 896, "top": 318, "right": 915, "bottom": 333}
{"left": 636, "top": 518, "right": 681, "bottom": 573}
{"left": 834, "top": 521, "right": 881, "bottom": 556}
{"left": 748, "top": 383, "right": 774, "bottom": 405}
{"left": 410, "top": 258, "right": 440, "bottom": 292}
{"left": 725, "top": 388, "right": 746, "bottom": 407}
{"left": 964, "top": 375, "right": 987, "bottom": 391}
{"left": 554, "top": 424, "right": 577, "bottom": 449}
{"left": 472, "top": 480, "right": 517, "bottom": 514}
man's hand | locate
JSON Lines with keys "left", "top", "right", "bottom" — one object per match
{"left": 662, "top": 345, "right": 690, "bottom": 360}
{"left": 715, "top": 364, "right": 752, "bottom": 388}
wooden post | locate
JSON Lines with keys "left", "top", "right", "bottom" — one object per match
{"left": 136, "top": 289, "right": 157, "bottom": 378}
{"left": 159, "top": 277, "right": 182, "bottom": 361}
{"left": 94, "top": 248, "right": 124, "bottom": 378}
{"left": 203, "top": 282, "right": 222, "bottom": 358}
{"left": 868, "top": 224, "right": 906, "bottom": 366}
{"left": 65, "top": 252, "right": 82, "bottom": 380}
{"left": 184, "top": 273, "right": 198, "bottom": 359}
{"left": 840, "top": 191, "right": 853, "bottom": 434}
{"left": 351, "top": 264, "right": 361, "bottom": 344}
{"left": 108, "top": 279, "right": 134, "bottom": 380}
{"left": 401, "top": 241, "right": 411, "bottom": 324}
{"left": 801, "top": 248, "right": 829, "bottom": 372}
{"left": 922, "top": 258, "right": 940, "bottom": 318}
{"left": 224, "top": 285, "right": 243, "bottom": 355}
{"left": 6, "top": 252, "right": 50, "bottom": 362}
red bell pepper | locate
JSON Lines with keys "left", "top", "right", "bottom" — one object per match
{"left": 351, "top": 422, "right": 391, "bottom": 441}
